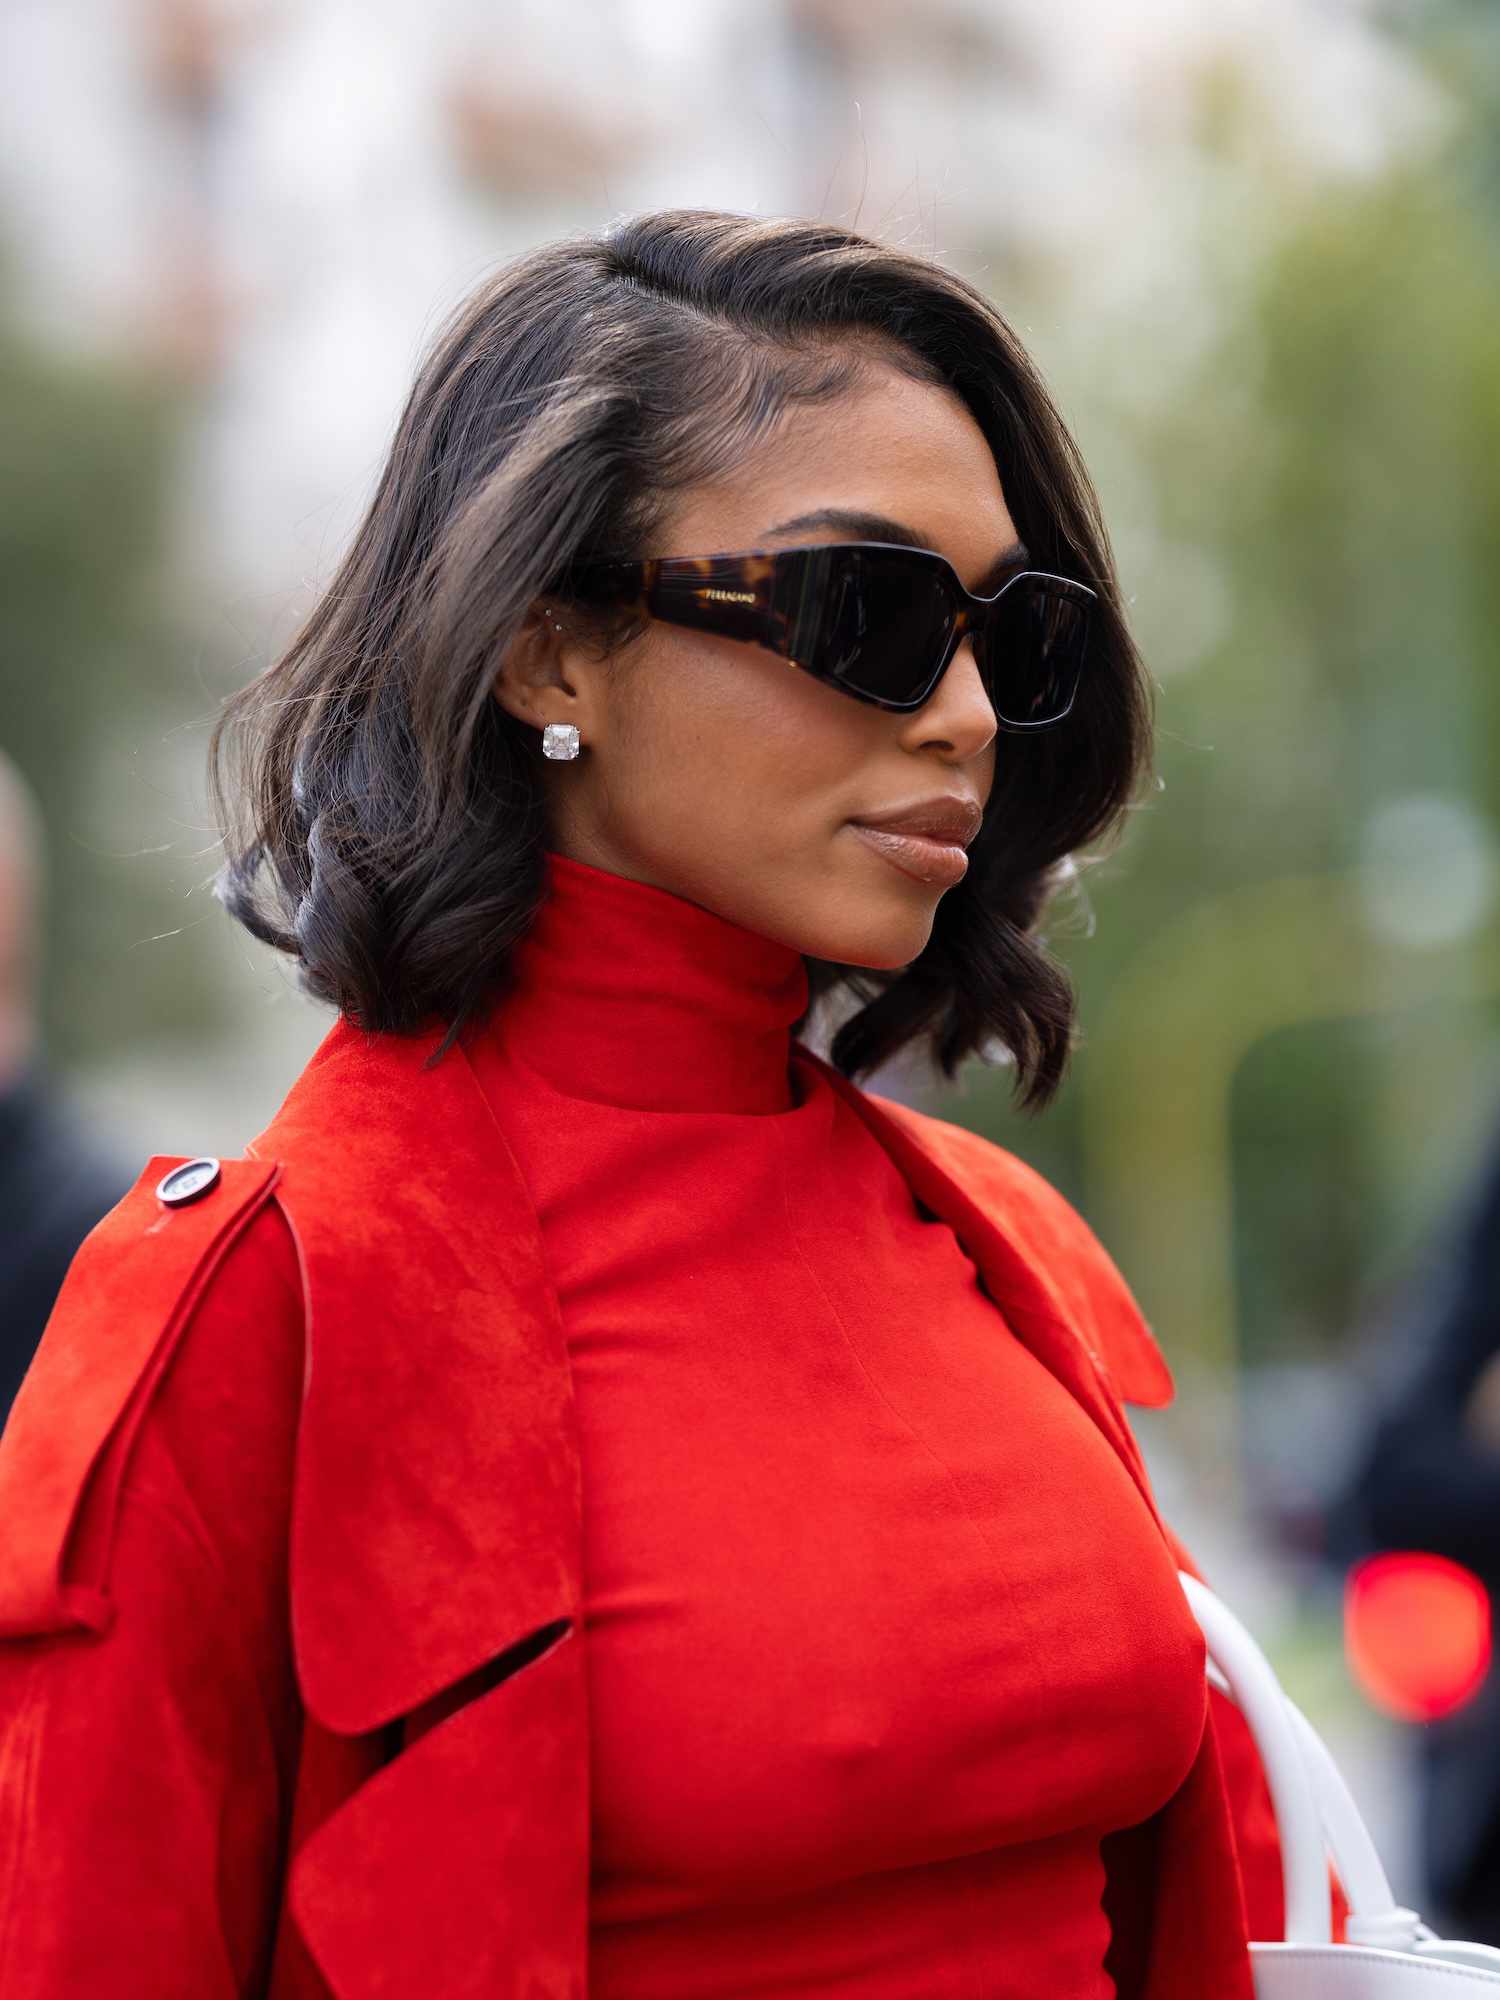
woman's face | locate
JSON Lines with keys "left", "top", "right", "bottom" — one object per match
{"left": 496, "top": 361, "right": 1018, "bottom": 969}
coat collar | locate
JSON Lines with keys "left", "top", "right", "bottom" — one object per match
{"left": 251, "top": 1017, "right": 1177, "bottom": 1740}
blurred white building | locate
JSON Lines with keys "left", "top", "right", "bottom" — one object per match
{"left": 0, "top": 0, "right": 1446, "bottom": 612}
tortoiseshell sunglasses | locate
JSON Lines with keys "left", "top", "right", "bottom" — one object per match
{"left": 565, "top": 540, "right": 1097, "bottom": 725}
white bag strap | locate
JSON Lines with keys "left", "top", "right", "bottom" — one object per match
{"left": 1179, "top": 1570, "right": 1335, "bottom": 1944}
{"left": 1283, "top": 1691, "right": 1403, "bottom": 1926}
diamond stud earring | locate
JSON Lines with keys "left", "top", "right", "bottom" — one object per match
{"left": 540, "top": 611, "right": 581, "bottom": 757}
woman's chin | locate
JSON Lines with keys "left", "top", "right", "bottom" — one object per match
{"left": 812, "top": 885, "right": 939, "bottom": 971}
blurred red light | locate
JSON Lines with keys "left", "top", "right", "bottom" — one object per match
{"left": 1344, "top": 1552, "right": 1491, "bottom": 1722}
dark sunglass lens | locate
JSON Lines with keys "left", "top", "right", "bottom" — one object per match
{"left": 980, "top": 580, "right": 1090, "bottom": 724}
{"left": 800, "top": 548, "right": 955, "bottom": 705}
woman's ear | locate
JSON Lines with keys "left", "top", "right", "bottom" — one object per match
{"left": 490, "top": 601, "right": 589, "bottom": 737}
{"left": 496, "top": 596, "right": 608, "bottom": 748}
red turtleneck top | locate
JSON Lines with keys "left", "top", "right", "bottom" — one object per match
{"left": 192, "top": 847, "right": 1209, "bottom": 1996}
{"left": 453, "top": 850, "right": 1209, "bottom": 1998}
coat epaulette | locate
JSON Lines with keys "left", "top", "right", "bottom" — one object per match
{"left": 0, "top": 1152, "right": 282, "bottom": 1639}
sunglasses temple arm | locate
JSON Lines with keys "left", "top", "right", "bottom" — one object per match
{"left": 643, "top": 566, "right": 783, "bottom": 652}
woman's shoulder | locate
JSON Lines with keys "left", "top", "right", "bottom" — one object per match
{"left": 0, "top": 1153, "right": 305, "bottom": 1640}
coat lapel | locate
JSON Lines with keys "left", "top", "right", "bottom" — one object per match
{"left": 795, "top": 1047, "right": 1175, "bottom": 1530}
{"left": 250, "top": 1017, "right": 594, "bottom": 1995}
{"left": 246, "top": 1015, "right": 586, "bottom": 1741}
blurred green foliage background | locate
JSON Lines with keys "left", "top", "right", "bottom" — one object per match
{"left": 941, "top": 3, "right": 1500, "bottom": 1471}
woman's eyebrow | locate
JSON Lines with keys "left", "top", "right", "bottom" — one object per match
{"left": 760, "top": 507, "right": 1029, "bottom": 587}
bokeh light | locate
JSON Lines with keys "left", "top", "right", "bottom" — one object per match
{"left": 1344, "top": 1551, "right": 1492, "bottom": 1723}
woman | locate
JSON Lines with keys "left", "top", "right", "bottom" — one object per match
{"left": 0, "top": 209, "right": 1341, "bottom": 1998}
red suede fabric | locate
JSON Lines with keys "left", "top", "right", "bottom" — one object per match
{"left": 0, "top": 1194, "right": 305, "bottom": 1994}
{"left": 0, "top": 847, "right": 1346, "bottom": 1996}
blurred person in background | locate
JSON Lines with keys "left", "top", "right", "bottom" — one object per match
{"left": 0, "top": 748, "right": 131, "bottom": 1428}
{"left": 1329, "top": 1116, "right": 1500, "bottom": 1946}
{"left": 0, "top": 209, "right": 1345, "bottom": 1998}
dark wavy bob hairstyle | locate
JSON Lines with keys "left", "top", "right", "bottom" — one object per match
{"left": 209, "top": 207, "right": 1156, "bottom": 1116}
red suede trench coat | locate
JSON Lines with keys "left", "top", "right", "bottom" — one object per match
{"left": 0, "top": 1011, "right": 1345, "bottom": 1998}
